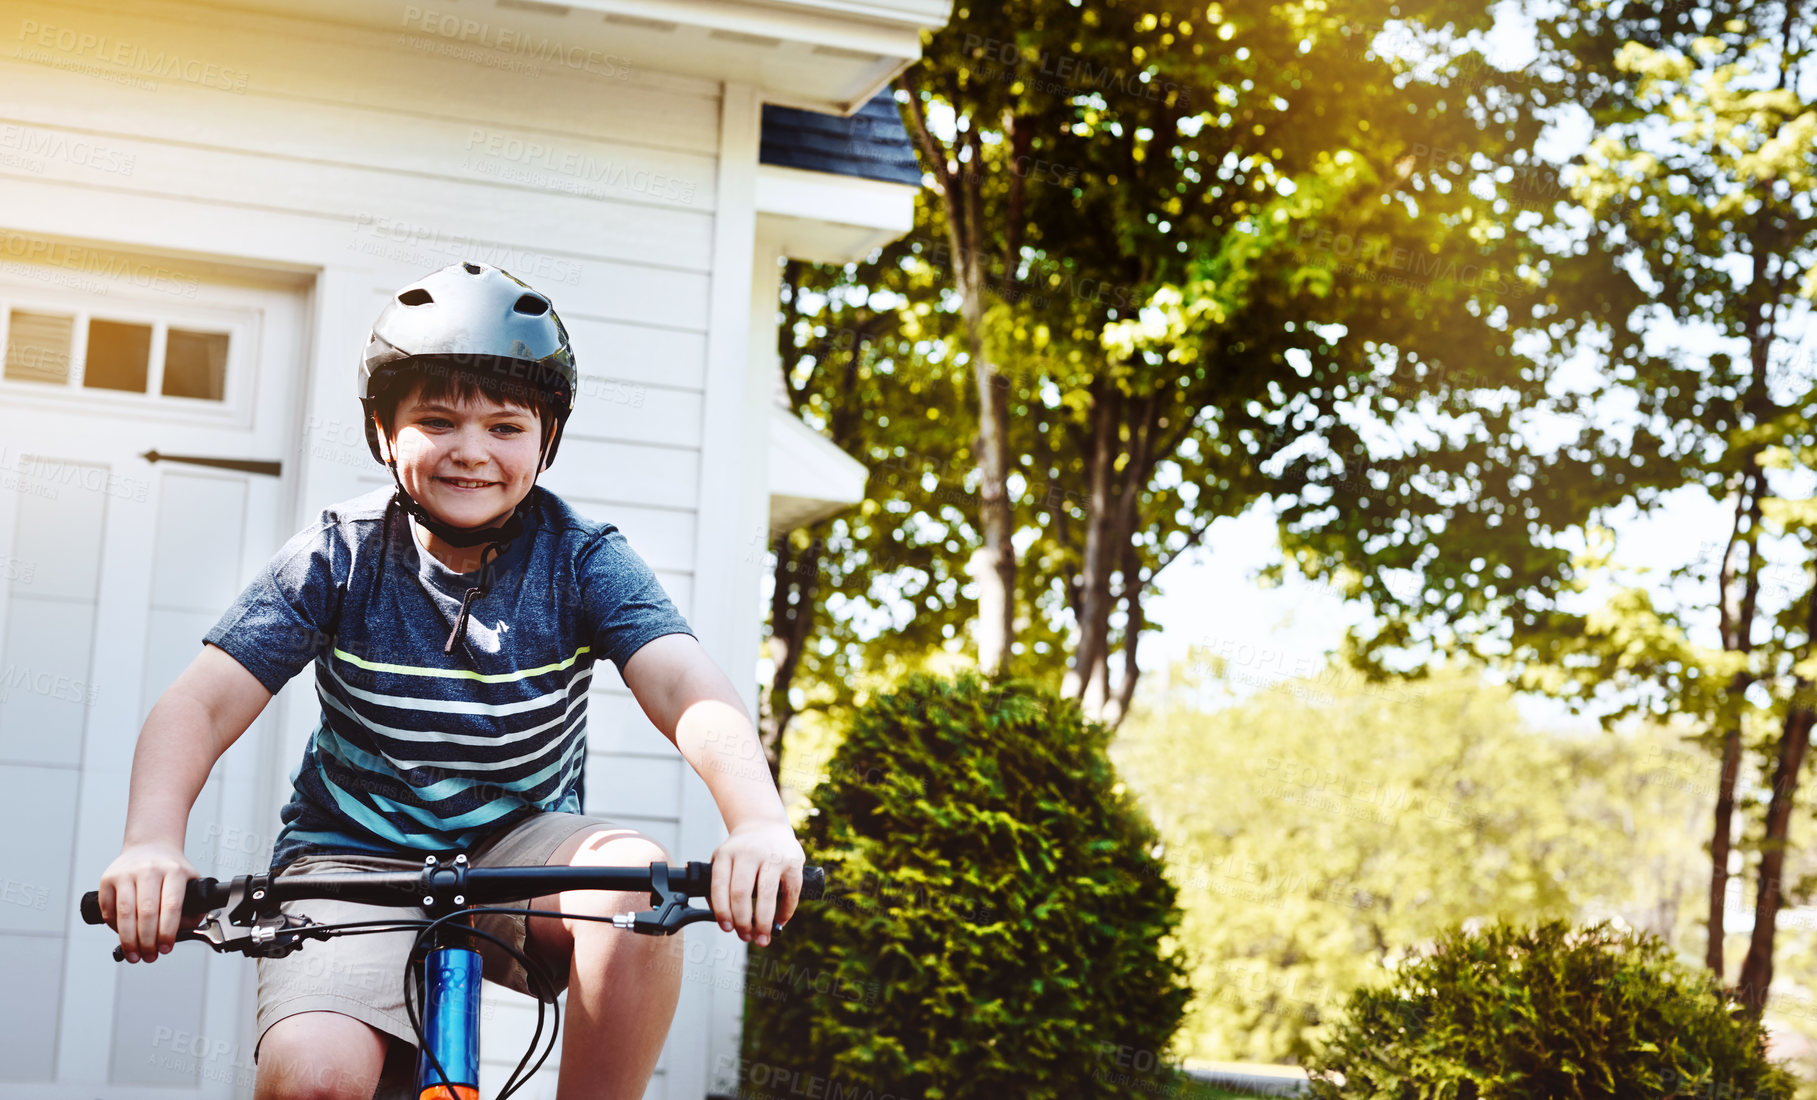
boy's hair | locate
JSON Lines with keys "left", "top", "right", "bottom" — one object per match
{"left": 370, "top": 356, "right": 554, "bottom": 451}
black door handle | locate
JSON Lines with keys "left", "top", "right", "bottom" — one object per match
{"left": 140, "top": 450, "right": 282, "bottom": 477}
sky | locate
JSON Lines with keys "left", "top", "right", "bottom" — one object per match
{"left": 1133, "top": 1, "right": 1816, "bottom": 734}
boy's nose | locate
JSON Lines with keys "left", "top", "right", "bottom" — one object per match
{"left": 443, "top": 428, "right": 493, "bottom": 466}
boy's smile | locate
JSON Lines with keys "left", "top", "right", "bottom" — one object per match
{"left": 377, "top": 380, "right": 545, "bottom": 571}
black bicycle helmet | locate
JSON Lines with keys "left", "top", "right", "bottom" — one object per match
{"left": 360, "top": 261, "right": 576, "bottom": 468}
{"left": 359, "top": 262, "right": 578, "bottom": 653}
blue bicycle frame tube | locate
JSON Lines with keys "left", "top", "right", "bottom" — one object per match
{"left": 415, "top": 946, "right": 483, "bottom": 1100}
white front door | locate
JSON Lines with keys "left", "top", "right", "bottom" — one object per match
{"left": 0, "top": 245, "right": 307, "bottom": 1096}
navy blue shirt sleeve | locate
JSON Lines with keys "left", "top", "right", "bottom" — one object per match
{"left": 203, "top": 514, "right": 345, "bottom": 694}
{"left": 579, "top": 527, "right": 695, "bottom": 674}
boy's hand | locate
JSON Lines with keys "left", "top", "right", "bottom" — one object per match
{"left": 97, "top": 841, "right": 205, "bottom": 963}
{"left": 709, "top": 819, "right": 805, "bottom": 948}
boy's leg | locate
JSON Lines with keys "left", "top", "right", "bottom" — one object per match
{"left": 469, "top": 814, "right": 686, "bottom": 1100}
{"left": 253, "top": 854, "right": 427, "bottom": 1093}
{"left": 252, "top": 1012, "right": 392, "bottom": 1100}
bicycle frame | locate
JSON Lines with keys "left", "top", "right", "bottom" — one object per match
{"left": 81, "top": 855, "right": 824, "bottom": 1100}
{"left": 416, "top": 933, "right": 484, "bottom": 1100}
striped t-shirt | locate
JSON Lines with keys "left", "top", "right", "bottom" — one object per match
{"left": 203, "top": 485, "right": 695, "bottom": 873}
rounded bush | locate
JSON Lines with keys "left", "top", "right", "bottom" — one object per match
{"left": 1305, "top": 919, "right": 1798, "bottom": 1100}
{"left": 740, "top": 670, "right": 1192, "bottom": 1100}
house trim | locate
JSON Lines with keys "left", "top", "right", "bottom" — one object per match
{"left": 755, "top": 163, "right": 918, "bottom": 265}
{"left": 684, "top": 77, "right": 767, "bottom": 1099}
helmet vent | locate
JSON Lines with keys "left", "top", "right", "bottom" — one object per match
{"left": 398, "top": 288, "right": 434, "bottom": 306}
{"left": 463, "top": 262, "right": 483, "bottom": 274}
{"left": 514, "top": 294, "right": 550, "bottom": 316}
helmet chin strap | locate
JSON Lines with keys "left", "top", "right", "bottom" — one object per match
{"left": 383, "top": 429, "right": 554, "bottom": 655}
{"left": 387, "top": 464, "right": 527, "bottom": 548}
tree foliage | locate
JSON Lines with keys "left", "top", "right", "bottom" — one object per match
{"left": 767, "top": 0, "right": 1572, "bottom": 746}
{"left": 1253, "top": 0, "right": 1817, "bottom": 1007}
{"left": 1114, "top": 658, "right": 1716, "bottom": 1064}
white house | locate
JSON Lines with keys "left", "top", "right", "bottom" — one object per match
{"left": 0, "top": 1, "right": 944, "bottom": 1096}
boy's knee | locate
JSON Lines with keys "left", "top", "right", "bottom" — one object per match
{"left": 570, "top": 827, "right": 669, "bottom": 868}
{"left": 253, "top": 1014, "right": 389, "bottom": 1100}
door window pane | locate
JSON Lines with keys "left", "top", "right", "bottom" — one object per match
{"left": 83, "top": 320, "right": 151, "bottom": 393}
{"left": 4, "top": 311, "right": 73, "bottom": 384}
{"left": 161, "top": 329, "right": 228, "bottom": 401}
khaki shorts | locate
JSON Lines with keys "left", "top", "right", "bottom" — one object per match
{"left": 253, "top": 810, "right": 634, "bottom": 1067}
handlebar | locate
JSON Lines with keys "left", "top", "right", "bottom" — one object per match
{"left": 82, "top": 858, "right": 826, "bottom": 960}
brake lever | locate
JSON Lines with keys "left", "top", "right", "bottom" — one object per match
{"left": 109, "top": 876, "right": 327, "bottom": 962}
{"left": 108, "top": 912, "right": 326, "bottom": 962}
{"left": 607, "top": 862, "right": 793, "bottom": 937}
{"left": 194, "top": 909, "right": 327, "bottom": 957}
{"left": 607, "top": 861, "right": 692, "bottom": 935}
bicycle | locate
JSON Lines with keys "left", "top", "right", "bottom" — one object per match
{"left": 82, "top": 854, "right": 826, "bottom": 1100}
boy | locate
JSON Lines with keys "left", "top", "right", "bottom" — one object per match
{"left": 95, "top": 262, "right": 804, "bottom": 1100}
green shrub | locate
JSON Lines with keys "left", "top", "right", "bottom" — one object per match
{"left": 1305, "top": 919, "right": 1798, "bottom": 1100}
{"left": 740, "top": 670, "right": 1192, "bottom": 1100}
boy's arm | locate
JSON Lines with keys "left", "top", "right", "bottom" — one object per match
{"left": 97, "top": 643, "right": 273, "bottom": 963}
{"left": 621, "top": 632, "right": 804, "bottom": 947}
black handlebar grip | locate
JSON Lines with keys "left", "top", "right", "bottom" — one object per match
{"left": 801, "top": 865, "right": 825, "bottom": 901}
{"left": 184, "top": 877, "right": 220, "bottom": 916}
{"left": 81, "top": 878, "right": 221, "bottom": 926}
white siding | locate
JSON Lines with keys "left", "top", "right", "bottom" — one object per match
{"left": 2, "top": 0, "right": 737, "bottom": 1095}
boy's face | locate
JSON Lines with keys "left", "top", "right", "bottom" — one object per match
{"left": 376, "top": 379, "right": 544, "bottom": 530}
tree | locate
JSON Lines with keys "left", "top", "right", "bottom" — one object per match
{"left": 757, "top": 248, "right": 975, "bottom": 771}
{"left": 893, "top": 0, "right": 1546, "bottom": 725}
{"left": 1254, "top": 0, "right": 1817, "bottom": 1015}
{"left": 1114, "top": 657, "right": 1716, "bottom": 1064}
{"left": 1554, "top": 13, "right": 1817, "bottom": 1015}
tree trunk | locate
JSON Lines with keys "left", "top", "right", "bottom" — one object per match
{"left": 1104, "top": 537, "right": 1146, "bottom": 731}
{"left": 758, "top": 528, "right": 824, "bottom": 786}
{"left": 1094, "top": 393, "right": 1156, "bottom": 721}
{"left": 967, "top": 346, "right": 1017, "bottom": 678}
{"left": 1733, "top": 552, "right": 1817, "bottom": 1014}
{"left": 1708, "top": 723, "right": 1743, "bottom": 976}
{"left": 1709, "top": 465, "right": 1762, "bottom": 977}
{"left": 1065, "top": 378, "right": 1119, "bottom": 706}
{"left": 1735, "top": 702, "right": 1813, "bottom": 1015}
{"left": 900, "top": 70, "right": 1020, "bottom": 677}
{"left": 1065, "top": 384, "right": 1172, "bottom": 724}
